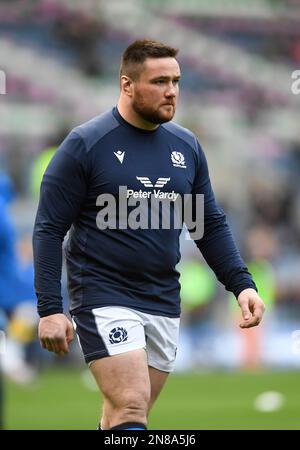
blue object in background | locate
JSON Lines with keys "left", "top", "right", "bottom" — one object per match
{"left": 0, "top": 172, "right": 19, "bottom": 314}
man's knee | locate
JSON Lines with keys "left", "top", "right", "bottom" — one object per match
{"left": 116, "top": 388, "right": 150, "bottom": 411}
{"left": 104, "top": 389, "right": 150, "bottom": 427}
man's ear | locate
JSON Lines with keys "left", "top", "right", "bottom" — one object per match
{"left": 120, "top": 75, "right": 133, "bottom": 97}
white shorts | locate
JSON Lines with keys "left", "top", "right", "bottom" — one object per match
{"left": 72, "top": 306, "right": 180, "bottom": 372}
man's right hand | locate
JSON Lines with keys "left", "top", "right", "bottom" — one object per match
{"left": 38, "top": 313, "right": 74, "bottom": 356}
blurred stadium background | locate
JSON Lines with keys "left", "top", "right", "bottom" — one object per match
{"left": 1, "top": 0, "right": 300, "bottom": 430}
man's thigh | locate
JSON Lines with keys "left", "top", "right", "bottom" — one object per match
{"left": 148, "top": 366, "right": 169, "bottom": 411}
{"left": 72, "top": 306, "right": 177, "bottom": 407}
{"left": 90, "top": 348, "right": 151, "bottom": 406}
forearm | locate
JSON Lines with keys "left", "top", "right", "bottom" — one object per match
{"left": 33, "top": 232, "right": 64, "bottom": 317}
{"left": 195, "top": 215, "right": 257, "bottom": 297}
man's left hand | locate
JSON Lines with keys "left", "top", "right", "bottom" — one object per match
{"left": 237, "top": 288, "right": 265, "bottom": 329}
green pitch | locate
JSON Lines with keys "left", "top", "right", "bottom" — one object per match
{"left": 4, "top": 368, "right": 300, "bottom": 429}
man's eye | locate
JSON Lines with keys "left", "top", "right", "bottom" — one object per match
{"left": 154, "top": 80, "right": 165, "bottom": 84}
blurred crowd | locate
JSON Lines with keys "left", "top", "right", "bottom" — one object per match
{"left": 1, "top": 0, "right": 300, "bottom": 392}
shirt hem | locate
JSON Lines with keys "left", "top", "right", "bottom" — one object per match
{"left": 70, "top": 300, "right": 181, "bottom": 318}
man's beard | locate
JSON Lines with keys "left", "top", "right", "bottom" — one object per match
{"left": 132, "top": 100, "right": 175, "bottom": 125}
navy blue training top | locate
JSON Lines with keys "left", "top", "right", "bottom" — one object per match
{"left": 33, "top": 107, "right": 256, "bottom": 318}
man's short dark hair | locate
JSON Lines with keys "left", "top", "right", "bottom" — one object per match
{"left": 120, "top": 39, "right": 179, "bottom": 80}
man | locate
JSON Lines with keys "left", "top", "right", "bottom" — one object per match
{"left": 33, "top": 40, "right": 265, "bottom": 430}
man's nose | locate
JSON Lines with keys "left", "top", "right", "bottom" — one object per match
{"left": 165, "top": 83, "right": 177, "bottom": 97}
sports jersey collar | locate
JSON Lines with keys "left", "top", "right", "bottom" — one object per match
{"left": 113, "top": 107, "right": 161, "bottom": 134}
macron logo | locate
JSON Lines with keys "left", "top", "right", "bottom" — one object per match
{"left": 114, "top": 150, "right": 125, "bottom": 164}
